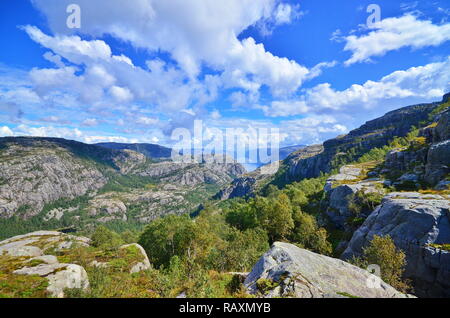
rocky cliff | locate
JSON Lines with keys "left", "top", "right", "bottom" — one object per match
{"left": 244, "top": 242, "right": 408, "bottom": 298}
{"left": 342, "top": 193, "right": 450, "bottom": 297}
{"left": 280, "top": 101, "right": 441, "bottom": 183}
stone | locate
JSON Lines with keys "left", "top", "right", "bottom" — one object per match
{"left": 342, "top": 193, "right": 450, "bottom": 297}
{"left": 244, "top": 242, "right": 407, "bottom": 298}
{"left": 398, "top": 173, "right": 419, "bottom": 182}
{"left": 435, "top": 180, "right": 450, "bottom": 191}
{"left": 14, "top": 263, "right": 68, "bottom": 276}
{"left": 2, "top": 246, "right": 43, "bottom": 257}
{"left": 46, "top": 264, "right": 90, "bottom": 298}
{"left": 425, "top": 140, "right": 450, "bottom": 185}
{"left": 28, "top": 255, "right": 59, "bottom": 265}
{"left": 120, "top": 243, "right": 151, "bottom": 273}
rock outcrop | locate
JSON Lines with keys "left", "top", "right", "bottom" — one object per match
{"left": 0, "top": 231, "right": 91, "bottom": 298}
{"left": 323, "top": 165, "right": 385, "bottom": 231}
{"left": 244, "top": 242, "right": 408, "bottom": 298}
{"left": 0, "top": 139, "right": 108, "bottom": 218}
{"left": 215, "top": 161, "right": 280, "bottom": 200}
{"left": 120, "top": 243, "right": 151, "bottom": 273}
{"left": 138, "top": 159, "right": 246, "bottom": 187}
{"left": 342, "top": 193, "right": 450, "bottom": 297}
{"left": 0, "top": 231, "right": 153, "bottom": 298}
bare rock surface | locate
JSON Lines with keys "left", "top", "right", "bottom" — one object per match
{"left": 245, "top": 242, "right": 407, "bottom": 298}
{"left": 342, "top": 193, "right": 450, "bottom": 297}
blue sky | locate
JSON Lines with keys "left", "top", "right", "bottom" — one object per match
{"left": 0, "top": 0, "right": 449, "bottom": 148}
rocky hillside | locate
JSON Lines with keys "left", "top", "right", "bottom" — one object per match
{"left": 0, "top": 231, "right": 150, "bottom": 298}
{"left": 0, "top": 137, "right": 245, "bottom": 239}
{"left": 277, "top": 98, "right": 444, "bottom": 184}
{"left": 342, "top": 192, "right": 450, "bottom": 298}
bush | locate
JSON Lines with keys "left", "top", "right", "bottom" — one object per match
{"left": 138, "top": 215, "right": 199, "bottom": 268}
{"left": 353, "top": 235, "right": 410, "bottom": 293}
{"left": 91, "top": 225, "right": 124, "bottom": 249}
{"left": 348, "top": 191, "right": 384, "bottom": 216}
{"left": 291, "top": 210, "right": 332, "bottom": 255}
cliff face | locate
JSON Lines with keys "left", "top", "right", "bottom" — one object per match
{"left": 0, "top": 138, "right": 110, "bottom": 219}
{"left": 342, "top": 193, "right": 450, "bottom": 298}
{"left": 282, "top": 102, "right": 439, "bottom": 183}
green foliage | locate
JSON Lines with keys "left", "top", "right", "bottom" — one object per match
{"left": 91, "top": 225, "right": 124, "bottom": 249}
{"left": 291, "top": 210, "right": 332, "bottom": 255}
{"left": 347, "top": 190, "right": 384, "bottom": 216}
{"left": 138, "top": 215, "right": 201, "bottom": 268}
{"left": 98, "top": 173, "right": 157, "bottom": 194}
{"left": 224, "top": 175, "right": 332, "bottom": 254}
{"left": 219, "top": 228, "right": 269, "bottom": 272}
{"left": 256, "top": 193, "right": 295, "bottom": 242}
{"left": 357, "top": 146, "right": 390, "bottom": 163}
{"left": 225, "top": 201, "right": 258, "bottom": 231}
{"left": 256, "top": 278, "right": 279, "bottom": 295}
{"left": 352, "top": 235, "right": 410, "bottom": 293}
{"left": 428, "top": 100, "right": 449, "bottom": 120}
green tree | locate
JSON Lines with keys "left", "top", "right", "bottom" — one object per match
{"left": 354, "top": 235, "right": 410, "bottom": 293}
{"left": 91, "top": 225, "right": 123, "bottom": 249}
{"left": 138, "top": 215, "right": 198, "bottom": 268}
{"left": 291, "top": 209, "right": 332, "bottom": 255}
{"left": 256, "top": 193, "right": 294, "bottom": 243}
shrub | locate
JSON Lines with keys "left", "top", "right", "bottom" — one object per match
{"left": 291, "top": 209, "right": 332, "bottom": 255}
{"left": 91, "top": 225, "right": 124, "bottom": 249}
{"left": 354, "top": 235, "right": 410, "bottom": 293}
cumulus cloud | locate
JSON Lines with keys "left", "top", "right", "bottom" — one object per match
{"left": 30, "top": 0, "right": 315, "bottom": 95}
{"left": 342, "top": 14, "right": 450, "bottom": 65}
{"left": 263, "top": 56, "right": 450, "bottom": 117}
{"left": 23, "top": 26, "right": 211, "bottom": 116}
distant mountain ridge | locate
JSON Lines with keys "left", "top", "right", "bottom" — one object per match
{"left": 95, "top": 142, "right": 172, "bottom": 159}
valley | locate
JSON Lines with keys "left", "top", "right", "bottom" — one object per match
{"left": 0, "top": 93, "right": 449, "bottom": 298}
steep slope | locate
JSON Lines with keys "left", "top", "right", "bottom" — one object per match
{"left": 95, "top": 142, "right": 172, "bottom": 159}
{"left": 275, "top": 99, "right": 442, "bottom": 185}
{"left": 342, "top": 193, "right": 450, "bottom": 297}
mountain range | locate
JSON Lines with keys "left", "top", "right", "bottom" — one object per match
{"left": 0, "top": 93, "right": 448, "bottom": 298}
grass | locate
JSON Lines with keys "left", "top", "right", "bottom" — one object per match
{"left": 0, "top": 255, "right": 49, "bottom": 298}
{"left": 428, "top": 244, "right": 450, "bottom": 252}
{"left": 336, "top": 291, "right": 360, "bottom": 298}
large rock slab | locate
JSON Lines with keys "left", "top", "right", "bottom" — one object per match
{"left": 46, "top": 264, "right": 90, "bottom": 298}
{"left": 342, "top": 193, "right": 450, "bottom": 297}
{"left": 244, "top": 242, "right": 407, "bottom": 298}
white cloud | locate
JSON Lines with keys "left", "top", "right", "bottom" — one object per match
{"left": 109, "top": 86, "right": 134, "bottom": 103}
{"left": 136, "top": 116, "right": 159, "bottom": 126}
{"left": 342, "top": 14, "right": 450, "bottom": 65}
{"left": 264, "top": 56, "right": 450, "bottom": 117}
{"left": 81, "top": 118, "right": 99, "bottom": 127}
{"left": 30, "top": 0, "right": 316, "bottom": 96}
{"left": 0, "top": 126, "right": 14, "bottom": 137}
